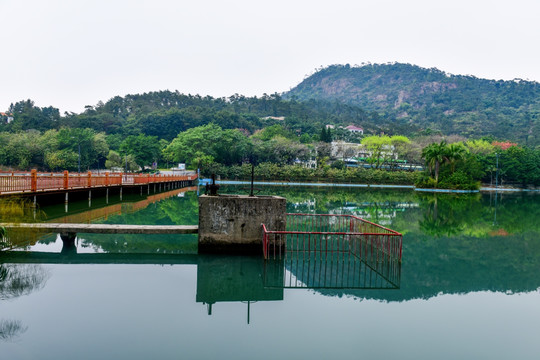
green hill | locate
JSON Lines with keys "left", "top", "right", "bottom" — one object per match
{"left": 286, "top": 63, "right": 540, "bottom": 145}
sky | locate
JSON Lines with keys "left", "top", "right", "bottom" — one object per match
{"left": 1, "top": 0, "right": 539, "bottom": 113}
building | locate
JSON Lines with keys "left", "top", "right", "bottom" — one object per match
{"left": 0, "top": 112, "right": 14, "bottom": 124}
{"left": 345, "top": 125, "right": 364, "bottom": 134}
{"left": 261, "top": 116, "right": 285, "bottom": 121}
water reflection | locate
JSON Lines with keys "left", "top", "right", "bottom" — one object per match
{"left": 0, "top": 263, "right": 50, "bottom": 342}
{"left": 196, "top": 256, "right": 282, "bottom": 323}
{"left": 0, "top": 251, "right": 399, "bottom": 327}
{"left": 6, "top": 186, "right": 540, "bottom": 303}
{"left": 0, "top": 319, "right": 27, "bottom": 341}
{"left": 0, "top": 264, "right": 50, "bottom": 300}
{"left": 0, "top": 197, "right": 46, "bottom": 250}
{"left": 263, "top": 251, "right": 401, "bottom": 290}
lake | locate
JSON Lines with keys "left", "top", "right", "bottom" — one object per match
{"left": 1, "top": 185, "right": 539, "bottom": 359}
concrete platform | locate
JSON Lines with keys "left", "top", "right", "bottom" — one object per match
{"left": 0, "top": 223, "right": 198, "bottom": 234}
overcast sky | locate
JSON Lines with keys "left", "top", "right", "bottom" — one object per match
{"left": 1, "top": 0, "right": 539, "bottom": 113}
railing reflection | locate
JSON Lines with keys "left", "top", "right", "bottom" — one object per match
{"left": 264, "top": 251, "right": 401, "bottom": 290}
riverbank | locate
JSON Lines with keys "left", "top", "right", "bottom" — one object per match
{"left": 201, "top": 179, "right": 540, "bottom": 193}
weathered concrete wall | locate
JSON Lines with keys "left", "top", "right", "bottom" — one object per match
{"left": 198, "top": 194, "right": 286, "bottom": 254}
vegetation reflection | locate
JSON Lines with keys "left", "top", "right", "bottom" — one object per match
{"left": 0, "top": 198, "right": 46, "bottom": 250}
{"left": 0, "top": 263, "right": 50, "bottom": 341}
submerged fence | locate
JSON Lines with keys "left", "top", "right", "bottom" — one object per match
{"left": 262, "top": 213, "right": 402, "bottom": 289}
{"left": 0, "top": 170, "right": 197, "bottom": 195}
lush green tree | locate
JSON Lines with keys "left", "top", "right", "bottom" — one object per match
{"left": 119, "top": 134, "right": 161, "bottom": 167}
{"left": 56, "top": 128, "right": 109, "bottom": 171}
{"left": 163, "top": 124, "right": 250, "bottom": 169}
{"left": 252, "top": 136, "right": 310, "bottom": 165}
{"left": 45, "top": 150, "right": 78, "bottom": 171}
{"left": 361, "top": 135, "right": 409, "bottom": 169}
{"left": 8, "top": 100, "right": 60, "bottom": 132}
{"left": 105, "top": 150, "right": 138, "bottom": 172}
{"left": 319, "top": 127, "right": 332, "bottom": 143}
{"left": 421, "top": 141, "right": 449, "bottom": 184}
{"left": 252, "top": 124, "right": 295, "bottom": 141}
{"left": 0, "top": 130, "right": 44, "bottom": 169}
{"left": 447, "top": 143, "right": 467, "bottom": 173}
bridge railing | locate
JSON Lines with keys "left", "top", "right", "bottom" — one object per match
{"left": 262, "top": 213, "right": 402, "bottom": 263}
{"left": 0, "top": 170, "right": 197, "bottom": 194}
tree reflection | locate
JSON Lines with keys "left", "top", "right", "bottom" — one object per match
{"left": 417, "top": 193, "right": 482, "bottom": 237}
{"left": 0, "top": 319, "right": 28, "bottom": 341}
{"left": 0, "top": 263, "right": 50, "bottom": 342}
{"left": 0, "top": 264, "right": 50, "bottom": 300}
{"left": 0, "top": 197, "right": 46, "bottom": 249}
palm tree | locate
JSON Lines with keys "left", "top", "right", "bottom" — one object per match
{"left": 447, "top": 143, "right": 467, "bottom": 173}
{"left": 421, "top": 141, "right": 449, "bottom": 185}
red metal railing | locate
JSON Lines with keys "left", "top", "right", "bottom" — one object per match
{"left": 262, "top": 213, "right": 402, "bottom": 262}
{"left": 0, "top": 170, "right": 197, "bottom": 195}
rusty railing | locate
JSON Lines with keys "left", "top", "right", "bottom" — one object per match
{"left": 262, "top": 213, "right": 402, "bottom": 262}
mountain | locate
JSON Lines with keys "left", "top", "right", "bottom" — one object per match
{"left": 285, "top": 63, "right": 540, "bottom": 145}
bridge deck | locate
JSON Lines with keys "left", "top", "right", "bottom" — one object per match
{"left": 1, "top": 223, "right": 198, "bottom": 234}
{"left": 0, "top": 170, "right": 197, "bottom": 196}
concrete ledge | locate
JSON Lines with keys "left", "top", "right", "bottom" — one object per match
{"left": 198, "top": 194, "right": 286, "bottom": 254}
{"left": 0, "top": 223, "right": 198, "bottom": 234}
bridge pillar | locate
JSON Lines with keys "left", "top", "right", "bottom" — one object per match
{"left": 60, "top": 232, "right": 77, "bottom": 255}
{"left": 60, "top": 232, "right": 76, "bottom": 246}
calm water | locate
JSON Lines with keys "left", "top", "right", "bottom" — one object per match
{"left": 1, "top": 185, "right": 540, "bottom": 359}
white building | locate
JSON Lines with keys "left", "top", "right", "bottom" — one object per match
{"left": 345, "top": 125, "right": 364, "bottom": 134}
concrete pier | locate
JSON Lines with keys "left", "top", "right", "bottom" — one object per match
{"left": 198, "top": 194, "right": 286, "bottom": 254}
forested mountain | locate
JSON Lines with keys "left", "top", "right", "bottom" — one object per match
{"left": 286, "top": 63, "right": 540, "bottom": 145}
{"left": 2, "top": 93, "right": 394, "bottom": 140}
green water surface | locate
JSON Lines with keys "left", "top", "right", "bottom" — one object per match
{"left": 1, "top": 186, "right": 539, "bottom": 359}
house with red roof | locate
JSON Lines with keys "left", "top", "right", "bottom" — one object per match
{"left": 345, "top": 125, "right": 364, "bottom": 134}
{"left": 0, "top": 112, "right": 14, "bottom": 124}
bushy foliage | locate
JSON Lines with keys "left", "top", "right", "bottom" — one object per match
{"left": 204, "top": 163, "right": 420, "bottom": 185}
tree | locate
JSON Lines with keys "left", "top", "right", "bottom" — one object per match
{"left": 56, "top": 128, "right": 108, "bottom": 171}
{"left": 319, "top": 127, "right": 332, "bottom": 143}
{"left": 421, "top": 141, "right": 449, "bottom": 185}
{"left": 253, "top": 124, "right": 295, "bottom": 141}
{"left": 447, "top": 143, "right": 467, "bottom": 173}
{"left": 120, "top": 134, "right": 161, "bottom": 167}
{"left": 105, "top": 150, "right": 138, "bottom": 172}
{"left": 9, "top": 100, "right": 60, "bottom": 132}
{"left": 361, "top": 135, "right": 397, "bottom": 169}
{"left": 45, "top": 150, "right": 78, "bottom": 171}
{"left": 163, "top": 124, "right": 250, "bottom": 169}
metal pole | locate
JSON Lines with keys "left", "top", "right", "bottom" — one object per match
{"left": 78, "top": 143, "right": 81, "bottom": 174}
{"left": 495, "top": 152, "right": 499, "bottom": 189}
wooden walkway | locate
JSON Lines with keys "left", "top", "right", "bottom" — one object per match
{"left": 1, "top": 223, "right": 198, "bottom": 234}
{"left": 0, "top": 170, "right": 197, "bottom": 196}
